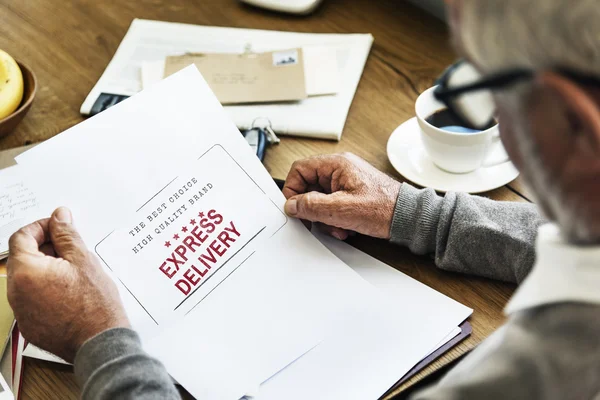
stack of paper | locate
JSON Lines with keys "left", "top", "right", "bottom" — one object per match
{"left": 81, "top": 19, "right": 373, "bottom": 140}
{"left": 0, "top": 167, "right": 40, "bottom": 259}
{"left": 15, "top": 67, "right": 470, "bottom": 399}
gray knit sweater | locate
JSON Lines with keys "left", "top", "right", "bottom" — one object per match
{"left": 74, "top": 184, "right": 599, "bottom": 399}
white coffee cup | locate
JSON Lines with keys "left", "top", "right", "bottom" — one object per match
{"left": 415, "top": 86, "right": 509, "bottom": 174}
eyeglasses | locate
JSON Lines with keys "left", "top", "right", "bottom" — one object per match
{"left": 433, "top": 60, "right": 600, "bottom": 130}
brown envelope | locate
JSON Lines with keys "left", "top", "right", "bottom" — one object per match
{"left": 164, "top": 49, "right": 308, "bottom": 104}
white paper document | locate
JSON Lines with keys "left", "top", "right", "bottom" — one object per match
{"left": 16, "top": 66, "right": 408, "bottom": 399}
{"left": 256, "top": 232, "right": 472, "bottom": 400}
{"left": 81, "top": 19, "right": 372, "bottom": 140}
{"left": 22, "top": 232, "right": 470, "bottom": 399}
{"left": 18, "top": 66, "right": 471, "bottom": 400}
{"left": 22, "top": 344, "right": 67, "bottom": 365}
{"left": 302, "top": 46, "right": 340, "bottom": 96}
{"left": 0, "top": 166, "right": 40, "bottom": 257}
{"left": 96, "top": 145, "right": 288, "bottom": 326}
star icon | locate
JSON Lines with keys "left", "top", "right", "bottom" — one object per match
{"left": 190, "top": 219, "right": 197, "bottom": 225}
{"left": 164, "top": 241, "right": 171, "bottom": 248}
{"left": 173, "top": 233, "right": 180, "bottom": 240}
{"left": 181, "top": 226, "right": 188, "bottom": 233}
{"left": 198, "top": 212, "right": 205, "bottom": 218}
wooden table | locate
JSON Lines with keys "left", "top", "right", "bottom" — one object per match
{"left": 0, "top": 0, "right": 532, "bottom": 398}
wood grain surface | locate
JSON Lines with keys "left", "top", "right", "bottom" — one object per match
{"left": 0, "top": 1, "right": 531, "bottom": 398}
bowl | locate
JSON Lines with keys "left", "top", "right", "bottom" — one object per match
{"left": 0, "top": 61, "right": 37, "bottom": 139}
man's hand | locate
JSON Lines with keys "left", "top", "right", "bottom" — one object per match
{"left": 7, "top": 207, "right": 130, "bottom": 363}
{"left": 283, "top": 153, "right": 401, "bottom": 240}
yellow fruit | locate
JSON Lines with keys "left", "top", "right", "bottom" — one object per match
{"left": 0, "top": 49, "right": 24, "bottom": 120}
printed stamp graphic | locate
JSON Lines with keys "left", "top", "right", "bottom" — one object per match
{"left": 272, "top": 49, "right": 299, "bottom": 66}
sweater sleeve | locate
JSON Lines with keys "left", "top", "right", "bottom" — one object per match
{"left": 410, "top": 303, "right": 600, "bottom": 400}
{"left": 390, "top": 183, "right": 544, "bottom": 283}
{"left": 74, "top": 328, "right": 181, "bottom": 400}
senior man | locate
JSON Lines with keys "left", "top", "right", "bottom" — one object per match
{"left": 7, "top": 0, "right": 600, "bottom": 398}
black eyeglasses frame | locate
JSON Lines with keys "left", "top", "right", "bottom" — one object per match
{"left": 433, "top": 60, "right": 600, "bottom": 130}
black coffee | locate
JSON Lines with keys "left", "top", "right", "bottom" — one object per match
{"left": 425, "top": 108, "right": 496, "bottom": 132}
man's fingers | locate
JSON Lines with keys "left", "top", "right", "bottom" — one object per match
{"left": 8, "top": 219, "right": 52, "bottom": 278}
{"left": 8, "top": 218, "right": 51, "bottom": 256}
{"left": 48, "top": 207, "right": 89, "bottom": 263}
{"left": 315, "top": 223, "right": 350, "bottom": 241}
{"left": 283, "top": 155, "right": 345, "bottom": 199}
{"left": 285, "top": 191, "right": 348, "bottom": 227}
{"left": 283, "top": 162, "right": 318, "bottom": 199}
{"left": 39, "top": 243, "right": 57, "bottom": 257}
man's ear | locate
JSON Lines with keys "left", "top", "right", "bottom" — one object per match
{"left": 530, "top": 72, "right": 600, "bottom": 243}
{"left": 536, "top": 71, "right": 600, "bottom": 153}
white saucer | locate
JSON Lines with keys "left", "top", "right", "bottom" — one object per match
{"left": 387, "top": 118, "right": 519, "bottom": 194}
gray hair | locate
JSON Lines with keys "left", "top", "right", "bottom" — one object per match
{"left": 458, "top": 0, "right": 600, "bottom": 243}
{"left": 459, "top": 0, "right": 600, "bottom": 75}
